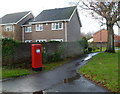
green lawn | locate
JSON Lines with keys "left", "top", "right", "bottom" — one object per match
{"left": 1, "top": 58, "right": 72, "bottom": 79}
{"left": 1, "top": 69, "right": 31, "bottom": 79}
{"left": 78, "top": 50, "right": 119, "bottom": 92}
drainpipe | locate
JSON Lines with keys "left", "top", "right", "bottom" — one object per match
{"left": 12, "top": 25, "right": 15, "bottom": 40}
{"left": 65, "top": 21, "right": 67, "bottom": 42}
{"left": 22, "top": 27, "right": 24, "bottom": 42}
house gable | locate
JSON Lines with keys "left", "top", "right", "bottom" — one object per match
{"left": 67, "top": 9, "right": 81, "bottom": 42}
{"left": 0, "top": 11, "right": 33, "bottom": 25}
{"left": 0, "top": 11, "right": 34, "bottom": 41}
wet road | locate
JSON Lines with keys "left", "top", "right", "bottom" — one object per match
{"left": 1, "top": 52, "right": 109, "bottom": 93}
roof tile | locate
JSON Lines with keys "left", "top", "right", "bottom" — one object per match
{"left": 1, "top": 11, "right": 30, "bottom": 24}
{"left": 33, "top": 6, "right": 76, "bottom": 22}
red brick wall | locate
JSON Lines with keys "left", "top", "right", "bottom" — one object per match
{"left": 93, "top": 29, "right": 108, "bottom": 42}
{"left": 93, "top": 29, "right": 120, "bottom": 46}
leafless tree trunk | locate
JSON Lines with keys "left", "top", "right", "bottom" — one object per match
{"left": 106, "top": 22, "right": 115, "bottom": 52}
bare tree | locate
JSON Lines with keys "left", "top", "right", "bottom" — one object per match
{"left": 81, "top": 32, "right": 94, "bottom": 39}
{"left": 72, "top": 0, "right": 120, "bottom": 53}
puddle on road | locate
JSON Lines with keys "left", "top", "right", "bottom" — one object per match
{"left": 84, "top": 53, "right": 99, "bottom": 61}
{"left": 84, "top": 55, "right": 92, "bottom": 61}
{"left": 64, "top": 73, "right": 81, "bottom": 83}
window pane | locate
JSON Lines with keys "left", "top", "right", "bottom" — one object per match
{"left": 40, "top": 25, "right": 43, "bottom": 30}
{"left": 36, "top": 24, "right": 43, "bottom": 31}
{"left": 52, "top": 23, "right": 56, "bottom": 30}
{"left": 59, "top": 23, "right": 63, "bottom": 29}
{"left": 56, "top": 24, "right": 59, "bottom": 29}
{"left": 52, "top": 22, "right": 63, "bottom": 30}
{"left": 4, "top": 25, "right": 12, "bottom": 31}
{"left": 28, "top": 27, "right": 31, "bottom": 32}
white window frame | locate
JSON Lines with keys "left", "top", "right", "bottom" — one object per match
{"left": 36, "top": 39, "right": 47, "bottom": 42}
{"left": 4, "top": 25, "right": 13, "bottom": 31}
{"left": 25, "top": 40, "right": 32, "bottom": 43}
{"left": 24, "top": 26, "right": 32, "bottom": 32}
{"left": 36, "top": 24, "right": 43, "bottom": 31}
{"left": 50, "top": 39, "right": 63, "bottom": 42}
{"left": 51, "top": 22, "right": 63, "bottom": 30}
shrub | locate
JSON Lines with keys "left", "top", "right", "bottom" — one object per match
{"left": 42, "top": 51, "right": 49, "bottom": 64}
{"left": 2, "top": 38, "right": 20, "bottom": 57}
{"left": 42, "top": 45, "right": 64, "bottom": 63}
{"left": 79, "top": 37, "right": 88, "bottom": 49}
{"left": 88, "top": 47, "right": 92, "bottom": 52}
{"left": 79, "top": 37, "right": 88, "bottom": 54}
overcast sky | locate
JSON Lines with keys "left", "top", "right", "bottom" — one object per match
{"left": 0, "top": 0, "right": 118, "bottom": 34}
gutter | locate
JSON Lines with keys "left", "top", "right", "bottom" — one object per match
{"left": 29, "top": 19, "right": 69, "bottom": 24}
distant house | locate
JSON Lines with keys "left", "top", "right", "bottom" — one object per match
{"left": 0, "top": 11, "right": 34, "bottom": 41}
{"left": 22, "top": 6, "right": 82, "bottom": 42}
{"left": 93, "top": 29, "right": 120, "bottom": 47}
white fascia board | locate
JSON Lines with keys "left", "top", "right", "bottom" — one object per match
{"left": 76, "top": 9, "right": 82, "bottom": 27}
{"left": 68, "top": 7, "right": 82, "bottom": 27}
{"left": 0, "top": 23, "right": 17, "bottom": 25}
{"left": 16, "top": 11, "right": 32, "bottom": 24}
{"left": 29, "top": 19, "right": 69, "bottom": 24}
{"left": 0, "top": 11, "right": 33, "bottom": 26}
{"left": 68, "top": 7, "right": 77, "bottom": 21}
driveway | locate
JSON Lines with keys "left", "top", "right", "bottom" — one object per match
{"left": 1, "top": 52, "right": 109, "bottom": 93}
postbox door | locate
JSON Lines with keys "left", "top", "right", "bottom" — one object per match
{"left": 32, "top": 44, "right": 42, "bottom": 68}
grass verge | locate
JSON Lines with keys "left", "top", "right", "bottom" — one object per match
{"left": 1, "top": 69, "right": 31, "bottom": 79}
{"left": 78, "top": 50, "right": 119, "bottom": 92}
{"left": 1, "top": 57, "right": 78, "bottom": 79}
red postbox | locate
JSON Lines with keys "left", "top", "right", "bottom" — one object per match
{"left": 32, "top": 44, "right": 42, "bottom": 71}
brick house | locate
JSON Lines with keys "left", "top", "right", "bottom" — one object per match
{"left": 93, "top": 29, "right": 120, "bottom": 47}
{"left": 0, "top": 11, "right": 34, "bottom": 41}
{"left": 22, "top": 6, "right": 82, "bottom": 42}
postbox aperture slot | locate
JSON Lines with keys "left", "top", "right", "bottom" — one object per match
{"left": 36, "top": 49, "right": 40, "bottom": 53}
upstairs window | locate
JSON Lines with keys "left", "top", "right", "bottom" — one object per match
{"left": 36, "top": 24, "right": 43, "bottom": 31}
{"left": 4, "top": 25, "right": 13, "bottom": 31}
{"left": 51, "top": 22, "right": 63, "bottom": 30}
{"left": 24, "top": 26, "right": 32, "bottom": 32}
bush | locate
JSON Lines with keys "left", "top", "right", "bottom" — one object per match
{"left": 88, "top": 47, "right": 92, "bottom": 52}
{"left": 42, "top": 50, "right": 49, "bottom": 64}
{"left": 2, "top": 38, "right": 20, "bottom": 57}
{"left": 79, "top": 37, "right": 88, "bottom": 54}
{"left": 42, "top": 43, "right": 64, "bottom": 64}
{"left": 79, "top": 37, "right": 88, "bottom": 49}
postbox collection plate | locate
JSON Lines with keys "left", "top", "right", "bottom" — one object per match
{"left": 36, "top": 49, "right": 40, "bottom": 53}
